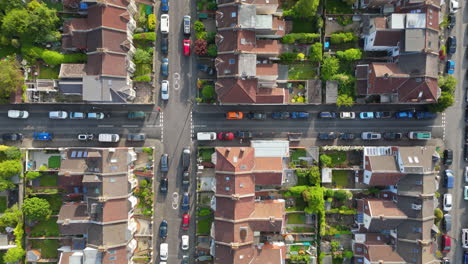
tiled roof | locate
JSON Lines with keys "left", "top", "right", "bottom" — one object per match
{"left": 87, "top": 222, "right": 128, "bottom": 247}
{"left": 374, "top": 17, "right": 387, "bottom": 29}
{"left": 215, "top": 173, "right": 255, "bottom": 197}
{"left": 398, "top": 77, "right": 439, "bottom": 103}
{"left": 101, "top": 198, "right": 129, "bottom": 222}
{"left": 59, "top": 64, "right": 86, "bottom": 79}
{"left": 256, "top": 64, "right": 278, "bottom": 76}
{"left": 216, "top": 147, "right": 256, "bottom": 172}
{"left": 373, "top": 30, "right": 403, "bottom": 46}
{"left": 216, "top": 78, "right": 258, "bottom": 104}
{"left": 254, "top": 39, "right": 280, "bottom": 54}
{"left": 256, "top": 88, "right": 287, "bottom": 104}
{"left": 366, "top": 244, "right": 405, "bottom": 263}
{"left": 58, "top": 202, "right": 89, "bottom": 221}
{"left": 216, "top": 31, "right": 256, "bottom": 53}
{"left": 216, "top": 5, "right": 241, "bottom": 29}
{"left": 86, "top": 53, "right": 127, "bottom": 77}
{"left": 215, "top": 196, "right": 256, "bottom": 220}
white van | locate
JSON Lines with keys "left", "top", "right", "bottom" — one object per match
{"left": 197, "top": 132, "right": 216, "bottom": 141}
{"left": 98, "top": 134, "right": 120, "bottom": 142}
{"left": 160, "top": 243, "right": 168, "bottom": 260}
{"left": 161, "top": 14, "right": 169, "bottom": 34}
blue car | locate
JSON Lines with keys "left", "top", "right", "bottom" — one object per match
{"left": 33, "top": 133, "right": 53, "bottom": 141}
{"left": 161, "top": 58, "right": 169, "bottom": 77}
{"left": 181, "top": 192, "right": 189, "bottom": 211}
{"left": 446, "top": 60, "right": 455, "bottom": 74}
{"left": 395, "top": 111, "right": 414, "bottom": 119}
{"left": 290, "top": 112, "right": 309, "bottom": 119}
{"left": 359, "top": 112, "right": 374, "bottom": 119}
{"left": 415, "top": 111, "right": 437, "bottom": 119}
{"left": 444, "top": 170, "right": 454, "bottom": 189}
{"left": 161, "top": 0, "right": 169, "bottom": 12}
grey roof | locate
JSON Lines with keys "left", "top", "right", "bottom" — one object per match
{"left": 404, "top": 29, "right": 425, "bottom": 52}
{"left": 397, "top": 173, "right": 436, "bottom": 196}
{"left": 87, "top": 223, "right": 128, "bottom": 248}
{"left": 396, "top": 195, "right": 434, "bottom": 219}
{"left": 397, "top": 218, "right": 433, "bottom": 242}
{"left": 58, "top": 80, "right": 83, "bottom": 95}
{"left": 59, "top": 64, "right": 86, "bottom": 79}
{"left": 398, "top": 53, "right": 439, "bottom": 78}
{"left": 82, "top": 76, "right": 130, "bottom": 102}
{"left": 255, "top": 15, "right": 273, "bottom": 29}
{"left": 239, "top": 5, "right": 257, "bottom": 28}
{"left": 238, "top": 53, "right": 257, "bottom": 77}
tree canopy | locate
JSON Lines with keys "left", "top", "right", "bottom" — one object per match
{"left": 0, "top": 58, "right": 23, "bottom": 101}
{"left": 22, "top": 197, "right": 51, "bottom": 221}
{"left": 321, "top": 56, "right": 340, "bottom": 80}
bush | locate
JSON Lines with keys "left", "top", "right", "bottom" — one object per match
{"left": 207, "top": 44, "right": 217, "bottom": 57}
{"left": 202, "top": 84, "right": 215, "bottom": 99}
{"left": 207, "top": 2, "right": 218, "bottom": 10}
{"left": 196, "top": 31, "right": 207, "bottom": 40}
{"left": 25, "top": 171, "right": 41, "bottom": 180}
{"left": 133, "top": 48, "right": 152, "bottom": 64}
{"left": 438, "top": 75, "right": 457, "bottom": 93}
{"left": 330, "top": 32, "right": 357, "bottom": 44}
{"left": 147, "top": 14, "right": 156, "bottom": 30}
{"left": 434, "top": 208, "right": 443, "bottom": 224}
{"left": 321, "top": 56, "right": 340, "bottom": 80}
{"left": 336, "top": 94, "right": 354, "bottom": 107}
{"left": 334, "top": 190, "right": 352, "bottom": 200}
{"left": 42, "top": 50, "right": 64, "bottom": 65}
{"left": 280, "top": 33, "right": 320, "bottom": 44}
{"left": 428, "top": 91, "right": 454, "bottom": 113}
{"left": 194, "top": 39, "right": 208, "bottom": 56}
{"left": 320, "top": 154, "right": 332, "bottom": 167}
{"left": 38, "top": 165, "right": 48, "bottom": 171}
{"left": 308, "top": 42, "right": 322, "bottom": 62}
{"left": 279, "top": 52, "right": 298, "bottom": 62}
{"left": 134, "top": 75, "right": 151, "bottom": 82}
{"left": 62, "top": 53, "right": 87, "bottom": 63}
{"left": 194, "top": 20, "right": 205, "bottom": 32}
{"left": 21, "top": 45, "right": 45, "bottom": 61}
{"left": 134, "top": 32, "right": 156, "bottom": 42}
{"left": 336, "top": 48, "right": 362, "bottom": 61}
{"left": 206, "top": 31, "right": 216, "bottom": 44}
{"left": 297, "top": 53, "right": 305, "bottom": 60}
{"left": 284, "top": 186, "right": 308, "bottom": 198}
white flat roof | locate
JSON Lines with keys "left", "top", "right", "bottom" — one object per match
{"left": 251, "top": 140, "right": 289, "bottom": 157}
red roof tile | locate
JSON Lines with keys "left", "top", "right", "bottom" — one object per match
{"left": 216, "top": 147, "right": 256, "bottom": 172}
{"left": 215, "top": 196, "right": 256, "bottom": 220}
{"left": 398, "top": 77, "right": 439, "bottom": 103}
{"left": 256, "top": 64, "right": 278, "bottom": 76}
{"left": 373, "top": 30, "right": 403, "bottom": 47}
{"left": 217, "top": 31, "right": 256, "bottom": 53}
{"left": 86, "top": 53, "right": 127, "bottom": 77}
{"left": 216, "top": 6, "right": 239, "bottom": 29}
{"left": 102, "top": 198, "right": 128, "bottom": 222}
{"left": 253, "top": 39, "right": 280, "bottom": 55}
{"left": 256, "top": 88, "right": 287, "bottom": 104}
{"left": 216, "top": 78, "right": 258, "bottom": 104}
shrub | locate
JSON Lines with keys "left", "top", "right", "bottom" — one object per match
{"left": 194, "top": 20, "right": 205, "bottom": 32}
{"left": 330, "top": 32, "right": 357, "bottom": 44}
{"left": 336, "top": 48, "right": 362, "bottom": 61}
{"left": 196, "top": 31, "right": 207, "bottom": 40}
{"left": 343, "top": 251, "right": 354, "bottom": 258}
{"left": 321, "top": 56, "right": 340, "bottom": 80}
{"left": 320, "top": 154, "right": 332, "bottom": 167}
{"left": 336, "top": 94, "right": 354, "bottom": 107}
{"left": 133, "top": 48, "right": 153, "bottom": 64}
{"left": 134, "top": 32, "right": 156, "bottom": 42}
{"left": 207, "top": 2, "right": 217, "bottom": 10}
{"left": 202, "top": 84, "right": 215, "bottom": 99}
{"left": 428, "top": 91, "right": 454, "bottom": 113}
{"left": 42, "top": 50, "right": 64, "bottom": 65}
{"left": 334, "top": 190, "right": 352, "bottom": 200}
{"left": 194, "top": 39, "right": 208, "bottom": 56}
{"left": 38, "top": 165, "right": 48, "bottom": 171}
{"left": 280, "top": 33, "right": 320, "bottom": 44}
{"left": 438, "top": 75, "right": 457, "bottom": 93}
{"left": 62, "top": 53, "right": 87, "bottom": 63}
{"left": 147, "top": 14, "right": 156, "bottom": 30}
{"left": 207, "top": 44, "right": 217, "bottom": 57}
{"left": 25, "top": 171, "right": 41, "bottom": 180}
{"left": 434, "top": 208, "right": 443, "bottom": 224}
{"left": 142, "top": 147, "right": 153, "bottom": 154}
{"left": 296, "top": 53, "right": 305, "bottom": 60}
{"left": 134, "top": 75, "right": 151, "bottom": 82}
{"left": 308, "top": 42, "right": 322, "bottom": 62}
{"left": 206, "top": 31, "right": 216, "bottom": 44}
{"left": 279, "top": 53, "right": 298, "bottom": 62}
{"left": 21, "top": 45, "right": 45, "bottom": 61}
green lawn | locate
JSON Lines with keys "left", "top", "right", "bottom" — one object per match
{"left": 288, "top": 64, "right": 317, "bottom": 80}
{"left": 31, "top": 239, "right": 60, "bottom": 259}
{"left": 199, "top": 148, "right": 215, "bottom": 162}
{"left": 291, "top": 149, "right": 307, "bottom": 162}
{"left": 290, "top": 226, "right": 315, "bottom": 232}
{"left": 0, "top": 197, "right": 7, "bottom": 213}
{"left": 38, "top": 65, "right": 60, "bottom": 80}
{"left": 326, "top": 0, "right": 353, "bottom": 14}
{"left": 287, "top": 213, "right": 306, "bottom": 224}
{"left": 332, "top": 170, "right": 348, "bottom": 187}
{"left": 48, "top": 156, "right": 61, "bottom": 169}
{"left": 197, "top": 216, "right": 214, "bottom": 235}
{"left": 197, "top": 207, "right": 212, "bottom": 217}
{"left": 35, "top": 194, "right": 62, "bottom": 214}
{"left": 30, "top": 217, "right": 60, "bottom": 237}
{"left": 292, "top": 18, "right": 318, "bottom": 33}
{"left": 135, "top": 63, "right": 152, "bottom": 76}
{"left": 328, "top": 151, "right": 347, "bottom": 166}
{"left": 40, "top": 173, "right": 58, "bottom": 187}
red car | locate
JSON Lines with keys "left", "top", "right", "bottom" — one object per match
{"left": 442, "top": 235, "right": 451, "bottom": 253}
{"left": 182, "top": 214, "right": 190, "bottom": 230}
{"left": 218, "top": 132, "right": 234, "bottom": 141}
{"left": 183, "top": 39, "right": 191, "bottom": 56}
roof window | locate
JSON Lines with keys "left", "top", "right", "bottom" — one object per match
{"left": 231, "top": 12, "right": 237, "bottom": 17}
{"left": 229, "top": 59, "right": 235, "bottom": 64}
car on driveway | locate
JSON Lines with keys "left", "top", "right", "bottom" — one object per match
{"left": 161, "top": 0, "right": 169, "bottom": 12}
{"left": 181, "top": 214, "right": 190, "bottom": 230}
{"left": 161, "top": 80, "right": 169, "bottom": 100}
{"left": 183, "top": 39, "right": 191, "bottom": 56}
{"left": 383, "top": 132, "right": 402, "bottom": 140}
{"left": 159, "top": 220, "right": 168, "bottom": 239}
{"left": 2, "top": 133, "right": 23, "bottom": 141}
{"left": 339, "top": 133, "right": 355, "bottom": 140}
{"left": 247, "top": 112, "right": 266, "bottom": 120}
{"left": 318, "top": 132, "right": 338, "bottom": 140}
{"left": 271, "top": 112, "right": 290, "bottom": 120}
{"left": 443, "top": 194, "right": 453, "bottom": 211}
{"left": 445, "top": 170, "right": 454, "bottom": 188}
{"left": 69, "top": 112, "right": 85, "bottom": 119}
{"left": 340, "top": 112, "right": 355, "bottom": 119}
{"left": 447, "top": 36, "right": 457, "bottom": 54}
{"left": 181, "top": 235, "right": 189, "bottom": 250}
{"left": 361, "top": 132, "right": 381, "bottom": 140}
{"left": 218, "top": 132, "right": 234, "bottom": 141}
{"left": 197, "top": 64, "right": 215, "bottom": 75}
{"left": 290, "top": 112, "right": 309, "bottom": 119}
{"left": 161, "top": 58, "right": 169, "bottom": 76}
{"left": 444, "top": 149, "right": 453, "bottom": 166}
{"left": 235, "top": 131, "right": 253, "bottom": 139}
{"left": 395, "top": 111, "right": 414, "bottom": 119}
{"left": 359, "top": 112, "right": 374, "bottom": 119}
{"left": 49, "top": 111, "right": 68, "bottom": 119}
{"left": 8, "top": 110, "right": 29, "bottom": 119}
{"left": 446, "top": 60, "right": 455, "bottom": 74}
{"left": 225, "top": 111, "right": 243, "bottom": 119}
{"left": 462, "top": 229, "right": 468, "bottom": 249}
{"left": 127, "top": 133, "right": 146, "bottom": 142}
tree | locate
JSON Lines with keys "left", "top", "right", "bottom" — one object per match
{"left": 1, "top": 9, "right": 31, "bottom": 37}
{"left": 0, "top": 146, "right": 21, "bottom": 161}
{"left": 291, "top": 0, "right": 320, "bottom": 18}
{"left": 147, "top": 14, "right": 156, "bottom": 30}
{"left": 330, "top": 32, "right": 356, "bottom": 44}
{"left": 308, "top": 42, "right": 322, "bottom": 62}
{"left": 202, "top": 85, "right": 215, "bottom": 99}
{"left": 343, "top": 251, "right": 354, "bottom": 258}
{"left": 280, "top": 53, "right": 298, "bottom": 62}
{"left": 0, "top": 58, "right": 23, "bottom": 101}
{"left": 281, "top": 34, "right": 295, "bottom": 44}
{"left": 320, "top": 154, "right": 332, "bottom": 167}
{"left": 321, "top": 56, "right": 339, "bottom": 80}
{"left": 0, "top": 160, "right": 22, "bottom": 178}
{"left": 334, "top": 190, "right": 352, "bottom": 200}
{"left": 194, "top": 39, "right": 207, "bottom": 56}
{"left": 207, "top": 44, "right": 217, "bottom": 57}
{"left": 285, "top": 186, "right": 308, "bottom": 198}
{"left": 22, "top": 197, "right": 51, "bottom": 221}
{"left": 308, "top": 166, "right": 321, "bottom": 186}
{"left": 3, "top": 247, "right": 25, "bottom": 263}
{"left": 438, "top": 75, "right": 457, "bottom": 93}
{"left": 336, "top": 48, "right": 362, "bottom": 61}
{"left": 324, "top": 188, "right": 334, "bottom": 198}
{"left": 0, "top": 204, "right": 21, "bottom": 230}
{"left": 133, "top": 48, "right": 152, "bottom": 64}
{"left": 336, "top": 94, "right": 354, "bottom": 107}
{"left": 0, "top": 179, "right": 15, "bottom": 191}
{"left": 303, "top": 186, "right": 324, "bottom": 214}
{"left": 25, "top": 171, "right": 41, "bottom": 180}
{"left": 332, "top": 74, "right": 356, "bottom": 97}
{"left": 428, "top": 91, "right": 454, "bottom": 113}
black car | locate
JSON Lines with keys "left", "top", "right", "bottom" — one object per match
{"left": 448, "top": 14, "right": 456, "bottom": 29}
{"left": 444, "top": 149, "right": 453, "bottom": 166}
{"left": 464, "top": 144, "right": 468, "bottom": 162}
{"left": 161, "top": 38, "right": 168, "bottom": 54}
{"left": 383, "top": 132, "right": 403, "bottom": 140}
{"left": 234, "top": 131, "right": 253, "bottom": 139}
{"left": 339, "top": 133, "right": 355, "bottom": 140}
{"left": 159, "top": 220, "right": 168, "bottom": 239}
{"left": 318, "top": 132, "right": 338, "bottom": 140}
{"left": 465, "top": 127, "right": 468, "bottom": 142}
{"left": 247, "top": 112, "right": 266, "bottom": 120}
{"left": 182, "top": 170, "right": 189, "bottom": 188}
{"left": 443, "top": 214, "right": 452, "bottom": 232}
{"left": 447, "top": 36, "right": 457, "bottom": 54}
{"left": 465, "top": 107, "right": 468, "bottom": 122}
{"left": 197, "top": 64, "right": 215, "bottom": 75}
{"left": 160, "top": 177, "right": 168, "bottom": 193}
{"left": 2, "top": 133, "right": 23, "bottom": 141}
{"left": 375, "top": 111, "right": 391, "bottom": 119}
{"left": 271, "top": 112, "right": 290, "bottom": 120}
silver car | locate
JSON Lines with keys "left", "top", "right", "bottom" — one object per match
{"left": 49, "top": 111, "right": 68, "bottom": 119}
{"left": 183, "top": 15, "right": 191, "bottom": 35}
{"left": 161, "top": 80, "right": 169, "bottom": 100}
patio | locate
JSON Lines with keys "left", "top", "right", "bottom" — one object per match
{"left": 27, "top": 150, "right": 61, "bottom": 171}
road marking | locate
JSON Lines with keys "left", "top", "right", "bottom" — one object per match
{"left": 98, "top": 125, "right": 114, "bottom": 128}
{"left": 160, "top": 112, "right": 164, "bottom": 142}
{"left": 173, "top": 72, "right": 180, "bottom": 80}
{"left": 122, "top": 125, "right": 139, "bottom": 128}
{"left": 190, "top": 111, "right": 194, "bottom": 142}
{"left": 441, "top": 112, "right": 446, "bottom": 141}
{"left": 174, "top": 80, "right": 180, "bottom": 90}
{"left": 193, "top": 125, "right": 207, "bottom": 128}
{"left": 171, "top": 192, "right": 179, "bottom": 210}
{"left": 145, "top": 125, "right": 163, "bottom": 128}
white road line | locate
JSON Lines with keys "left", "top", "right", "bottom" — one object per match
{"left": 193, "top": 125, "right": 207, "bottom": 128}
{"left": 171, "top": 192, "right": 179, "bottom": 210}
{"left": 190, "top": 111, "right": 194, "bottom": 142}
{"left": 160, "top": 112, "right": 164, "bottom": 142}
{"left": 122, "top": 125, "right": 139, "bottom": 128}
{"left": 441, "top": 112, "right": 446, "bottom": 141}
{"left": 98, "top": 125, "right": 114, "bottom": 128}
{"left": 145, "top": 125, "right": 163, "bottom": 128}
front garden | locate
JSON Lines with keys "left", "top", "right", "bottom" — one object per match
{"left": 132, "top": 3, "right": 156, "bottom": 83}
{"left": 197, "top": 207, "right": 214, "bottom": 235}
{"left": 134, "top": 179, "right": 154, "bottom": 217}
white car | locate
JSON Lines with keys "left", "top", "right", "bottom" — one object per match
{"left": 160, "top": 243, "right": 168, "bottom": 260}
{"left": 69, "top": 112, "right": 85, "bottom": 119}
{"left": 181, "top": 235, "right": 189, "bottom": 250}
{"left": 443, "top": 194, "right": 452, "bottom": 212}
{"left": 339, "top": 112, "right": 355, "bottom": 119}
{"left": 77, "top": 133, "right": 94, "bottom": 141}
{"left": 462, "top": 229, "right": 468, "bottom": 249}
{"left": 49, "top": 111, "right": 68, "bottom": 119}
{"left": 8, "top": 110, "right": 29, "bottom": 119}
{"left": 450, "top": 0, "right": 460, "bottom": 13}
{"left": 464, "top": 166, "right": 468, "bottom": 183}
{"left": 361, "top": 132, "right": 381, "bottom": 140}
{"left": 161, "top": 14, "right": 169, "bottom": 34}
{"left": 161, "top": 80, "right": 169, "bottom": 100}
{"left": 87, "top": 112, "right": 105, "bottom": 119}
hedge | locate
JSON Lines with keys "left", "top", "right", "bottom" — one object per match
{"left": 147, "top": 14, "right": 156, "bottom": 31}
{"left": 134, "top": 32, "right": 156, "bottom": 42}
{"left": 134, "top": 75, "right": 151, "bottom": 82}
{"left": 330, "top": 32, "right": 357, "bottom": 44}
{"left": 281, "top": 33, "right": 320, "bottom": 44}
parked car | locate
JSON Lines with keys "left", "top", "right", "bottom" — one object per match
{"left": 49, "top": 111, "right": 68, "bottom": 119}
{"left": 197, "top": 132, "right": 216, "bottom": 141}
{"left": 161, "top": 14, "right": 169, "bottom": 34}
{"left": 446, "top": 60, "right": 455, "bottom": 74}
{"left": 2, "top": 133, "right": 23, "bottom": 141}
{"left": 465, "top": 144, "right": 468, "bottom": 162}
{"left": 271, "top": 112, "right": 290, "bottom": 120}
{"left": 7, "top": 110, "right": 29, "bottom": 119}
{"left": 375, "top": 111, "right": 391, "bottom": 118}
{"left": 359, "top": 112, "right": 374, "bottom": 119}
{"left": 98, "top": 134, "right": 119, "bottom": 142}
{"left": 127, "top": 111, "right": 145, "bottom": 119}
{"left": 465, "top": 252, "right": 468, "bottom": 264}
{"left": 87, "top": 112, "right": 105, "bottom": 119}
{"left": 69, "top": 112, "right": 85, "bottom": 119}
{"left": 181, "top": 214, "right": 190, "bottom": 230}
{"left": 408, "top": 131, "right": 431, "bottom": 140}
{"left": 160, "top": 177, "right": 168, "bottom": 193}
{"left": 395, "top": 111, "right": 414, "bottom": 119}
{"left": 441, "top": 235, "right": 451, "bottom": 253}
{"left": 383, "top": 132, "right": 402, "bottom": 140}
{"left": 160, "top": 153, "right": 169, "bottom": 172}
{"left": 161, "top": 58, "right": 169, "bottom": 76}
{"left": 197, "top": 64, "right": 214, "bottom": 75}
{"left": 182, "top": 255, "right": 189, "bottom": 264}
{"left": 161, "top": 0, "right": 169, "bottom": 12}
{"left": 415, "top": 111, "right": 437, "bottom": 119}
{"left": 443, "top": 214, "right": 452, "bottom": 232}
{"left": 234, "top": 131, "right": 253, "bottom": 139}
{"left": 465, "top": 166, "right": 468, "bottom": 182}
{"left": 448, "top": 14, "right": 456, "bottom": 28}
{"left": 339, "top": 133, "right": 355, "bottom": 140}
{"left": 181, "top": 192, "right": 189, "bottom": 211}
{"left": 218, "top": 132, "right": 234, "bottom": 141}
{"left": 339, "top": 112, "right": 355, "bottom": 119}
{"left": 445, "top": 170, "right": 455, "bottom": 188}
{"left": 447, "top": 36, "right": 457, "bottom": 54}
{"left": 444, "top": 149, "right": 453, "bottom": 166}
{"left": 77, "top": 133, "right": 94, "bottom": 141}
{"left": 33, "top": 132, "right": 52, "bottom": 141}
{"left": 127, "top": 133, "right": 146, "bottom": 141}
{"left": 290, "top": 112, "right": 309, "bottom": 119}
{"left": 443, "top": 194, "right": 453, "bottom": 211}
{"left": 181, "top": 235, "right": 189, "bottom": 250}
{"left": 465, "top": 127, "right": 468, "bottom": 142}
{"left": 450, "top": 0, "right": 460, "bottom": 13}
{"left": 160, "top": 243, "right": 169, "bottom": 260}
{"left": 183, "top": 15, "right": 191, "bottom": 35}
{"left": 225, "top": 111, "right": 243, "bottom": 120}
{"left": 161, "top": 37, "right": 168, "bottom": 54}
{"left": 182, "top": 147, "right": 190, "bottom": 169}
{"left": 247, "top": 112, "right": 266, "bottom": 120}
{"left": 318, "top": 132, "right": 338, "bottom": 140}
{"left": 361, "top": 132, "right": 381, "bottom": 140}
{"left": 462, "top": 229, "right": 468, "bottom": 249}
{"left": 318, "top": 112, "right": 336, "bottom": 119}
{"left": 159, "top": 220, "right": 168, "bottom": 239}
{"left": 161, "top": 80, "right": 169, "bottom": 100}
{"left": 183, "top": 39, "right": 191, "bottom": 56}
{"left": 465, "top": 186, "right": 468, "bottom": 200}
{"left": 182, "top": 170, "right": 189, "bottom": 188}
